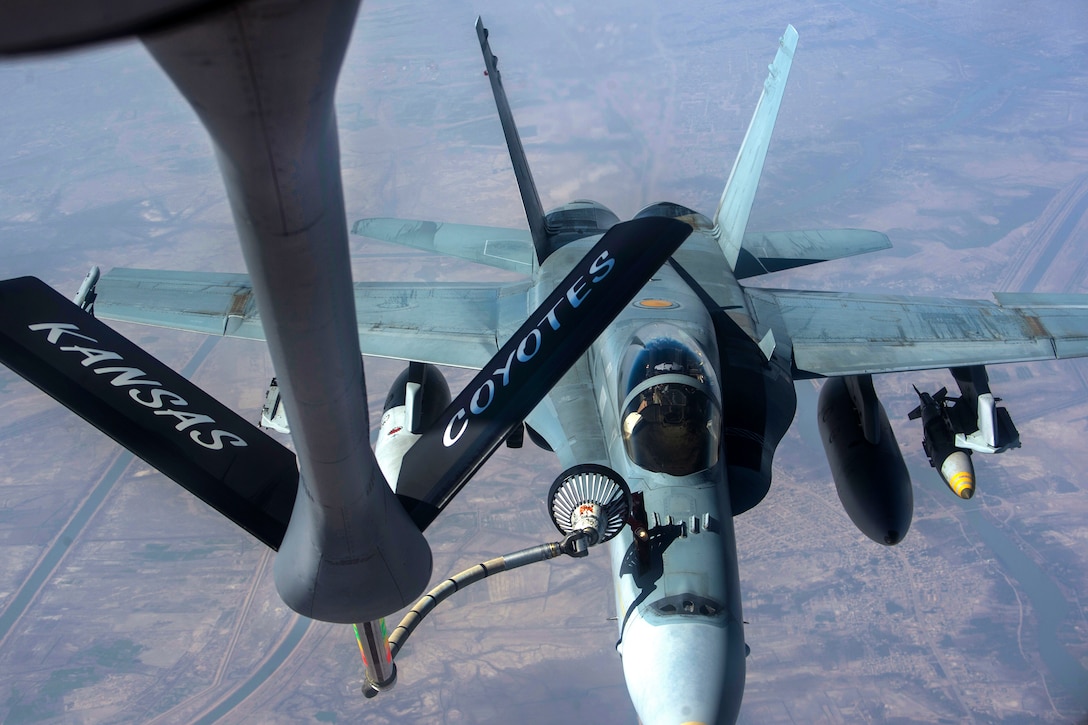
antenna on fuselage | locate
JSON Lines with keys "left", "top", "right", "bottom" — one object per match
{"left": 476, "top": 17, "right": 554, "bottom": 264}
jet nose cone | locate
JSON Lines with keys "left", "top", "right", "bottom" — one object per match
{"left": 620, "top": 610, "right": 745, "bottom": 725}
{"left": 883, "top": 530, "right": 901, "bottom": 545}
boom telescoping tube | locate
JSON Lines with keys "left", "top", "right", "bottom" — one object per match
{"left": 354, "top": 619, "right": 396, "bottom": 695}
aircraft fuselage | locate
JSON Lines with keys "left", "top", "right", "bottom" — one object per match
{"left": 530, "top": 216, "right": 767, "bottom": 724}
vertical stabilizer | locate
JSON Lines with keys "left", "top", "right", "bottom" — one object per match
{"left": 714, "top": 25, "right": 798, "bottom": 270}
{"left": 477, "top": 17, "right": 551, "bottom": 264}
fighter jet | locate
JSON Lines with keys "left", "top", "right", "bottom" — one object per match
{"left": 3, "top": 8, "right": 1088, "bottom": 725}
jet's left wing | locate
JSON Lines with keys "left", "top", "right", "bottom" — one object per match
{"left": 746, "top": 288, "right": 1088, "bottom": 377}
{"left": 95, "top": 268, "right": 529, "bottom": 370}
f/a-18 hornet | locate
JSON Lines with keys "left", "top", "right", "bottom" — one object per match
{"left": 2, "top": 6, "right": 1085, "bottom": 724}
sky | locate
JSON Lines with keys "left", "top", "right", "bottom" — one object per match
{"left": 1, "top": 0, "right": 1087, "bottom": 723}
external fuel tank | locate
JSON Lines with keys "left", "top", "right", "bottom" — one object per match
{"left": 818, "top": 376, "right": 913, "bottom": 545}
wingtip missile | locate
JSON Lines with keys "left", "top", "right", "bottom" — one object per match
{"left": 72, "top": 265, "right": 99, "bottom": 311}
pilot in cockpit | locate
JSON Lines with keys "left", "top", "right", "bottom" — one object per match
{"left": 620, "top": 335, "right": 721, "bottom": 476}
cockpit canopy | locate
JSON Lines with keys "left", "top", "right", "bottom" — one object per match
{"left": 619, "top": 329, "right": 721, "bottom": 476}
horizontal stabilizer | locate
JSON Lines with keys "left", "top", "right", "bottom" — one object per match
{"left": 352, "top": 218, "right": 533, "bottom": 275}
{"left": 747, "top": 288, "right": 1088, "bottom": 377}
{"left": 0, "top": 276, "right": 299, "bottom": 549}
{"left": 734, "top": 229, "right": 891, "bottom": 279}
{"left": 394, "top": 216, "right": 693, "bottom": 529}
